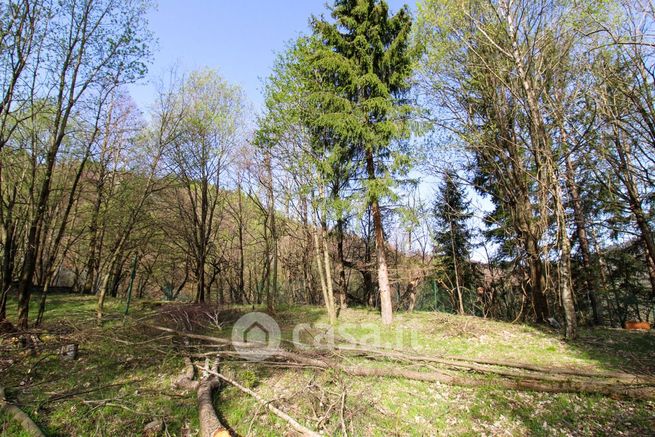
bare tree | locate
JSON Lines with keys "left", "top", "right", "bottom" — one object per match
{"left": 166, "top": 69, "right": 246, "bottom": 303}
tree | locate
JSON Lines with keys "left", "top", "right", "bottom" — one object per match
{"left": 256, "top": 38, "right": 338, "bottom": 323}
{"left": 309, "top": 0, "right": 414, "bottom": 325}
{"left": 0, "top": 0, "right": 47, "bottom": 321}
{"left": 8, "top": 0, "right": 152, "bottom": 329}
{"left": 432, "top": 171, "right": 474, "bottom": 314}
{"left": 166, "top": 69, "right": 247, "bottom": 303}
{"left": 414, "top": 0, "right": 606, "bottom": 338}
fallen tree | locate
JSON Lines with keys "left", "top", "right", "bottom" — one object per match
{"left": 227, "top": 349, "right": 655, "bottom": 401}
{"left": 174, "top": 356, "right": 229, "bottom": 437}
{"left": 334, "top": 344, "right": 655, "bottom": 385}
{"left": 0, "top": 387, "right": 45, "bottom": 437}
{"left": 174, "top": 352, "right": 321, "bottom": 436}
{"left": 151, "top": 325, "right": 655, "bottom": 401}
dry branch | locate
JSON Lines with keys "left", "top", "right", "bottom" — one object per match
{"left": 205, "top": 369, "right": 321, "bottom": 437}
{"left": 447, "top": 355, "right": 654, "bottom": 382}
{"left": 154, "top": 326, "right": 655, "bottom": 401}
{"left": 334, "top": 344, "right": 655, "bottom": 385}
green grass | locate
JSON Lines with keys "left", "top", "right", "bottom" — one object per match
{"left": 1, "top": 294, "right": 654, "bottom": 436}
{"left": 1, "top": 409, "right": 32, "bottom": 437}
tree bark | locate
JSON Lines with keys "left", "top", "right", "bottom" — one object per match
{"left": 0, "top": 221, "right": 16, "bottom": 321}
{"left": 615, "top": 136, "right": 655, "bottom": 297}
{"left": 336, "top": 218, "right": 348, "bottom": 309}
{"left": 313, "top": 226, "right": 336, "bottom": 324}
{"left": 565, "top": 156, "right": 601, "bottom": 324}
{"left": 237, "top": 185, "right": 245, "bottom": 304}
{"left": 266, "top": 152, "right": 277, "bottom": 312}
{"left": 366, "top": 150, "right": 393, "bottom": 325}
{"left": 553, "top": 174, "right": 577, "bottom": 339}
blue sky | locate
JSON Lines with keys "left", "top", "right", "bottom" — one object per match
{"left": 129, "top": 0, "right": 414, "bottom": 112}
{"left": 127, "top": 0, "right": 492, "bottom": 260}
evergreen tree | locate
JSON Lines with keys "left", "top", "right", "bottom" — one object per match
{"left": 432, "top": 171, "right": 474, "bottom": 314}
{"left": 309, "top": 0, "right": 414, "bottom": 324}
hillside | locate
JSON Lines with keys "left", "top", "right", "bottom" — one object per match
{"left": 1, "top": 294, "right": 654, "bottom": 436}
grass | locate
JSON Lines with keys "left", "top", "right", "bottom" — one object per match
{"left": 1, "top": 408, "right": 32, "bottom": 437}
{"left": 1, "top": 293, "right": 654, "bottom": 436}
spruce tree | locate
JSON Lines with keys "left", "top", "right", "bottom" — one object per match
{"left": 433, "top": 171, "right": 474, "bottom": 314}
{"left": 310, "top": 0, "right": 413, "bottom": 324}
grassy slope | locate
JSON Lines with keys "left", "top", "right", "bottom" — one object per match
{"left": 0, "top": 294, "right": 653, "bottom": 436}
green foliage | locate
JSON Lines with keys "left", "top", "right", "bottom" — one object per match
{"left": 257, "top": 0, "right": 416, "bottom": 227}
{"left": 309, "top": 0, "right": 415, "bottom": 199}
{"left": 432, "top": 171, "right": 473, "bottom": 262}
{"left": 239, "top": 369, "right": 259, "bottom": 388}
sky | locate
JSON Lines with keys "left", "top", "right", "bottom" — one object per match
{"left": 127, "top": 0, "right": 492, "bottom": 261}
{"left": 128, "top": 0, "right": 415, "bottom": 113}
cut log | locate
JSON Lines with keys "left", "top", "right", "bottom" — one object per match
{"left": 197, "top": 378, "right": 226, "bottom": 437}
{"left": 0, "top": 387, "right": 45, "bottom": 437}
{"left": 175, "top": 357, "right": 199, "bottom": 391}
{"left": 174, "top": 357, "right": 229, "bottom": 437}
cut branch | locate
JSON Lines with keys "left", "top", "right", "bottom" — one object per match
{"left": 174, "top": 357, "right": 229, "bottom": 437}
{"left": 205, "top": 369, "right": 321, "bottom": 437}
{"left": 154, "top": 326, "right": 655, "bottom": 401}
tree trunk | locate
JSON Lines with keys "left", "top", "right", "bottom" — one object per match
{"left": 97, "top": 237, "right": 130, "bottom": 323}
{"left": 366, "top": 150, "right": 393, "bottom": 325}
{"left": 450, "top": 218, "right": 465, "bottom": 315}
{"left": 83, "top": 180, "right": 103, "bottom": 294}
{"left": 565, "top": 156, "right": 600, "bottom": 324}
{"left": 0, "top": 222, "right": 16, "bottom": 321}
{"left": 35, "top": 271, "right": 54, "bottom": 327}
{"left": 196, "top": 255, "right": 206, "bottom": 303}
{"left": 17, "top": 212, "right": 43, "bottom": 329}
{"left": 266, "top": 152, "right": 277, "bottom": 313}
{"left": 524, "top": 236, "right": 549, "bottom": 323}
{"left": 554, "top": 177, "right": 577, "bottom": 339}
{"left": 313, "top": 226, "right": 336, "bottom": 324}
{"left": 321, "top": 223, "right": 337, "bottom": 322}
{"left": 336, "top": 218, "right": 348, "bottom": 309}
{"left": 615, "top": 137, "right": 655, "bottom": 297}
{"left": 237, "top": 186, "right": 245, "bottom": 305}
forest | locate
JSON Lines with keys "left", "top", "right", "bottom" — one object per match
{"left": 1, "top": 0, "right": 655, "bottom": 436}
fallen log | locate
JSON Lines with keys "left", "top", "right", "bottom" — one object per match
{"left": 0, "top": 387, "right": 45, "bottom": 437}
{"left": 336, "top": 365, "right": 655, "bottom": 400}
{"left": 334, "top": 344, "right": 655, "bottom": 385}
{"left": 197, "top": 377, "right": 225, "bottom": 437}
{"left": 228, "top": 350, "right": 655, "bottom": 401}
{"left": 447, "top": 355, "right": 653, "bottom": 383}
{"left": 175, "top": 357, "right": 229, "bottom": 437}
{"left": 154, "top": 326, "right": 655, "bottom": 401}
{"left": 205, "top": 369, "right": 321, "bottom": 437}
{"left": 155, "top": 324, "right": 652, "bottom": 384}
{"left": 334, "top": 337, "right": 654, "bottom": 383}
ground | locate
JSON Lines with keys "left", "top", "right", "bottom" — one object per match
{"left": 1, "top": 293, "right": 654, "bottom": 436}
